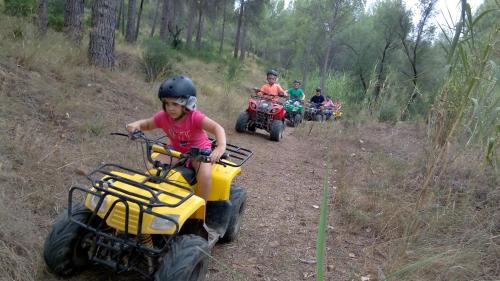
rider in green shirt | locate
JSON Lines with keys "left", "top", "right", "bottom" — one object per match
{"left": 287, "top": 80, "right": 305, "bottom": 101}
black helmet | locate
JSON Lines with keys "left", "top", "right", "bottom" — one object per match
{"left": 315, "top": 87, "right": 322, "bottom": 92}
{"left": 266, "top": 69, "right": 279, "bottom": 77}
{"left": 293, "top": 80, "right": 301, "bottom": 84}
{"left": 158, "top": 76, "right": 196, "bottom": 100}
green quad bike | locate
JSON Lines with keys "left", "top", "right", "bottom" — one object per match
{"left": 284, "top": 99, "right": 304, "bottom": 127}
{"left": 43, "top": 131, "right": 252, "bottom": 281}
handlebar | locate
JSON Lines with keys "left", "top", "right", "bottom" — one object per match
{"left": 250, "top": 94, "right": 286, "bottom": 104}
{"left": 111, "top": 131, "right": 241, "bottom": 168}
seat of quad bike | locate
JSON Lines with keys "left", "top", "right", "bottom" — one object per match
{"left": 172, "top": 166, "right": 197, "bottom": 184}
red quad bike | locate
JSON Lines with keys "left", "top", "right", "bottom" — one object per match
{"left": 235, "top": 92, "right": 286, "bottom": 141}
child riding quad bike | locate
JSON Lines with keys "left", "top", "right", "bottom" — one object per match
{"left": 284, "top": 99, "right": 304, "bottom": 127}
{"left": 43, "top": 131, "right": 252, "bottom": 281}
{"left": 332, "top": 99, "right": 343, "bottom": 120}
{"left": 304, "top": 102, "right": 324, "bottom": 122}
{"left": 322, "top": 106, "right": 333, "bottom": 120}
{"left": 235, "top": 91, "right": 286, "bottom": 141}
{"left": 332, "top": 109, "right": 343, "bottom": 120}
{"left": 322, "top": 96, "right": 342, "bottom": 121}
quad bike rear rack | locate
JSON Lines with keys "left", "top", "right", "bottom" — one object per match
{"left": 209, "top": 139, "right": 253, "bottom": 167}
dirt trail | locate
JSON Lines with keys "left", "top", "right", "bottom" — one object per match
{"left": 206, "top": 121, "right": 424, "bottom": 281}
{"left": 1, "top": 57, "right": 429, "bottom": 281}
{"left": 42, "top": 124, "right": 335, "bottom": 281}
{"left": 206, "top": 125, "right": 337, "bottom": 281}
{"left": 33, "top": 119, "right": 423, "bottom": 281}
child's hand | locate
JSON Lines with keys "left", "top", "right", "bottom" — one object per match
{"left": 210, "top": 147, "right": 226, "bottom": 163}
{"left": 126, "top": 122, "right": 141, "bottom": 133}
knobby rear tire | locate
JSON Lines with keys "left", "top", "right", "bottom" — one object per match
{"left": 235, "top": 112, "right": 250, "bottom": 133}
{"left": 270, "top": 120, "right": 283, "bottom": 141}
{"left": 43, "top": 203, "right": 92, "bottom": 277}
{"left": 220, "top": 186, "right": 247, "bottom": 243}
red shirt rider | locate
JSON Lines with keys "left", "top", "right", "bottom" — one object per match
{"left": 257, "top": 69, "right": 287, "bottom": 101}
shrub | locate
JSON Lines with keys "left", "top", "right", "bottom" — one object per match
{"left": 4, "top": 0, "right": 35, "bottom": 16}
{"left": 142, "top": 38, "right": 173, "bottom": 82}
{"left": 378, "top": 100, "right": 399, "bottom": 124}
{"left": 224, "top": 59, "right": 243, "bottom": 84}
{"left": 48, "top": 0, "right": 65, "bottom": 31}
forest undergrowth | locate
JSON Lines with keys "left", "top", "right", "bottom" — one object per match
{"left": 0, "top": 4, "right": 499, "bottom": 281}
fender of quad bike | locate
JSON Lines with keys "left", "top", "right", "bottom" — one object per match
{"left": 84, "top": 170, "right": 207, "bottom": 236}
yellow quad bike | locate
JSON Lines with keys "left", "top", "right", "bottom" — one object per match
{"left": 43, "top": 131, "right": 252, "bottom": 280}
{"left": 333, "top": 110, "right": 343, "bottom": 120}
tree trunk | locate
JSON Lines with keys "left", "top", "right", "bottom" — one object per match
{"left": 239, "top": 22, "right": 247, "bottom": 61}
{"left": 400, "top": 0, "right": 436, "bottom": 120}
{"left": 233, "top": 0, "right": 244, "bottom": 58}
{"left": 320, "top": 38, "right": 332, "bottom": 91}
{"left": 301, "top": 52, "right": 310, "bottom": 90}
{"left": 185, "top": 0, "right": 196, "bottom": 48}
{"left": 359, "top": 67, "right": 367, "bottom": 92}
{"left": 150, "top": 0, "right": 161, "bottom": 37}
{"left": 116, "top": 0, "right": 123, "bottom": 30}
{"left": 134, "top": 0, "right": 144, "bottom": 40}
{"left": 219, "top": 0, "right": 227, "bottom": 55}
{"left": 373, "top": 42, "right": 390, "bottom": 103}
{"left": 125, "top": 0, "right": 137, "bottom": 42}
{"left": 88, "top": 0, "right": 117, "bottom": 68}
{"left": 209, "top": 0, "right": 218, "bottom": 40}
{"left": 121, "top": 0, "right": 126, "bottom": 35}
{"left": 169, "top": 0, "right": 178, "bottom": 30}
{"left": 64, "top": 0, "right": 84, "bottom": 44}
{"left": 159, "top": 0, "right": 171, "bottom": 41}
{"left": 37, "top": 0, "right": 48, "bottom": 37}
{"left": 195, "top": 0, "right": 204, "bottom": 50}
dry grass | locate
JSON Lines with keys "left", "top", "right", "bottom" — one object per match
{"left": 0, "top": 15, "right": 267, "bottom": 281}
{"left": 0, "top": 198, "right": 40, "bottom": 281}
{"left": 2, "top": 13, "right": 496, "bottom": 281}
{"left": 328, "top": 121, "right": 499, "bottom": 280}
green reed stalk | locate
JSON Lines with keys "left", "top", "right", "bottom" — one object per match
{"left": 316, "top": 162, "right": 331, "bottom": 281}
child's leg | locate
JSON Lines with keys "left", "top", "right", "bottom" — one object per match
{"left": 191, "top": 161, "right": 212, "bottom": 201}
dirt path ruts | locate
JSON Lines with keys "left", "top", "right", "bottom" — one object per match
{"left": 207, "top": 125, "right": 335, "bottom": 281}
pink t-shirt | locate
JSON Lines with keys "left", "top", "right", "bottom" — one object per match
{"left": 153, "top": 110, "right": 212, "bottom": 153}
{"left": 323, "top": 100, "right": 334, "bottom": 108}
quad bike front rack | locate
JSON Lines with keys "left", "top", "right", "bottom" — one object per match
{"left": 68, "top": 163, "right": 196, "bottom": 276}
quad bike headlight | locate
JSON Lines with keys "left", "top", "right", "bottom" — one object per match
{"left": 150, "top": 215, "right": 179, "bottom": 231}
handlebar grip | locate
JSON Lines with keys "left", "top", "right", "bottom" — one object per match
{"left": 110, "top": 132, "right": 130, "bottom": 137}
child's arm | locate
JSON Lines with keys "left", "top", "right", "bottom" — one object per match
{"left": 126, "top": 117, "right": 157, "bottom": 133}
{"left": 277, "top": 84, "right": 288, "bottom": 97}
{"left": 201, "top": 117, "right": 226, "bottom": 163}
